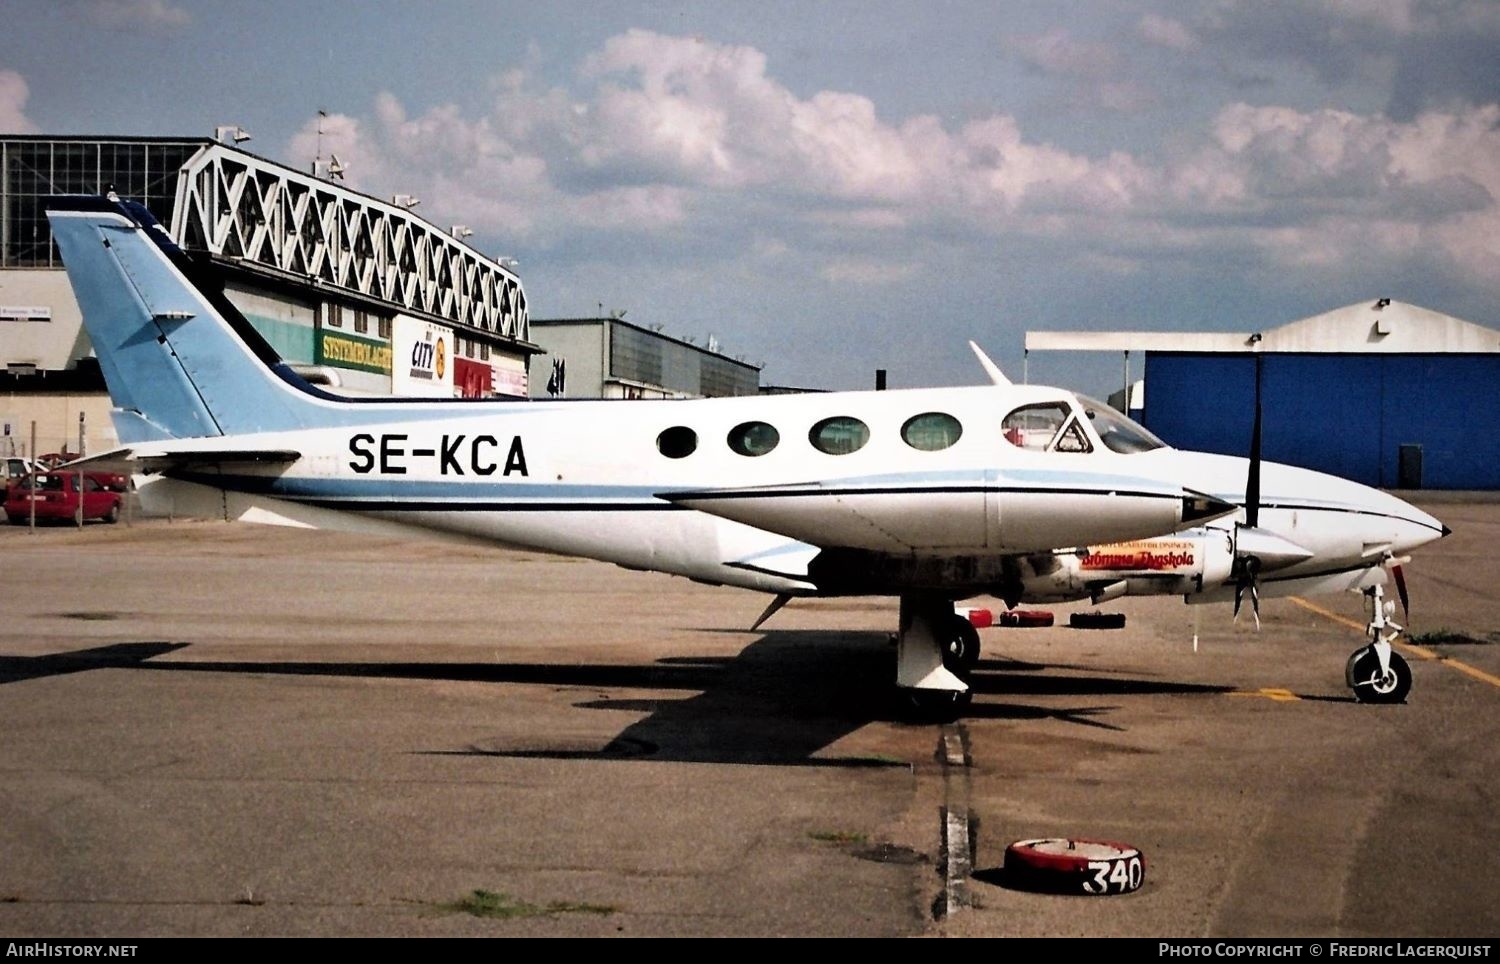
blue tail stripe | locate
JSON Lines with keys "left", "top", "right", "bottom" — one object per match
{"left": 55, "top": 206, "right": 327, "bottom": 438}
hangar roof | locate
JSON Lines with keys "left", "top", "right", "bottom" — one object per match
{"left": 1026, "top": 300, "right": 1500, "bottom": 354}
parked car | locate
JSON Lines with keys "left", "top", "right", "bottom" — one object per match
{"left": 4, "top": 472, "right": 122, "bottom": 525}
{"left": 3, "top": 456, "right": 36, "bottom": 484}
{"left": 29, "top": 453, "right": 128, "bottom": 492}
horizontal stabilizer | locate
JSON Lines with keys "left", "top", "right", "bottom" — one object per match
{"left": 65, "top": 444, "right": 301, "bottom": 475}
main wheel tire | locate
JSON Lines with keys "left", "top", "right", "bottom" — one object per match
{"left": 104, "top": 503, "right": 120, "bottom": 524}
{"left": 941, "top": 614, "right": 981, "bottom": 675}
{"left": 1070, "top": 611, "right": 1127, "bottom": 630}
{"left": 1003, "top": 838, "right": 1146, "bottom": 895}
{"left": 904, "top": 688, "right": 972, "bottom": 723}
{"left": 1349, "top": 647, "right": 1412, "bottom": 704}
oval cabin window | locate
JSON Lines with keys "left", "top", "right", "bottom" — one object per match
{"left": 728, "top": 421, "right": 780, "bottom": 457}
{"left": 901, "top": 412, "right": 962, "bottom": 451}
{"left": 657, "top": 426, "right": 698, "bottom": 459}
{"left": 809, "top": 416, "right": 870, "bottom": 455}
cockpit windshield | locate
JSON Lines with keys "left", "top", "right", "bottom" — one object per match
{"left": 1078, "top": 396, "right": 1166, "bottom": 454}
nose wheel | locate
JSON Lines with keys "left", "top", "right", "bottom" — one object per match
{"left": 1346, "top": 645, "right": 1412, "bottom": 704}
{"left": 1348, "top": 584, "right": 1412, "bottom": 704}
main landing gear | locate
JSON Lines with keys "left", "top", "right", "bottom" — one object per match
{"left": 1346, "top": 583, "right": 1412, "bottom": 704}
{"left": 896, "top": 594, "right": 980, "bottom": 721}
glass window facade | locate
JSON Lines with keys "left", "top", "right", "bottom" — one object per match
{"left": 604, "top": 321, "right": 758, "bottom": 397}
{"left": 610, "top": 322, "right": 664, "bottom": 386}
{"left": 2, "top": 138, "right": 202, "bottom": 267}
{"left": 700, "top": 354, "right": 757, "bottom": 397}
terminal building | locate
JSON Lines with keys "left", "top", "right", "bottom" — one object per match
{"left": 528, "top": 317, "right": 760, "bottom": 399}
{"left": 1027, "top": 300, "right": 1500, "bottom": 490}
{"left": 1, "top": 134, "right": 539, "bottom": 455}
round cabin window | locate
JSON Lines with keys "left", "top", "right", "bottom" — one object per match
{"left": 657, "top": 426, "right": 698, "bottom": 459}
{"left": 808, "top": 416, "right": 870, "bottom": 455}
{"left": 901, "top": 412, "right": 963, "bottom": 451}
{"left": 728, "top": 421, "right": 780, "bottom": 457}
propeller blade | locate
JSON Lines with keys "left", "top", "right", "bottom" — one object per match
{"left": 1245, "top": 353, "right": 1263, "bottom": 529}
{"left": 1232, "top": 555, "right": 1262, "bottom": 630}
{"left": 1392, "top": 564, "right": 1410, "bottom": 621}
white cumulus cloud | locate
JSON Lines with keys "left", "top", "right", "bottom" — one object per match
{"left": 78, "top": 0, "right": 191, "bottom": 29}
{"left": 0, "top": 70, "right": 38, "bottom": 134}
{"left": 1160, "top": 102, "right": 1500, "bottom": 285}
{"left": 1138, "top": 14, "right": 1198, "bottom": 50}
{"left": 277, "top": 29, "right": 1500, "bottom": 304}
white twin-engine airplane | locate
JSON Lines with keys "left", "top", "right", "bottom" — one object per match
{"left": 48, "top": 196, "right": 1448, "bottom": 717}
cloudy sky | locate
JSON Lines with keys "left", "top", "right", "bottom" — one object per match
{"left": 3, "top": 0, "right": 1498, "bottom": 392}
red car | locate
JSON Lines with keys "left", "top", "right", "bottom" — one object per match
{"left": 5, "top": 472, "right": 122, "bottom": 525}
{"left": 37, "top": 453, "right": 128, "bottom": 491}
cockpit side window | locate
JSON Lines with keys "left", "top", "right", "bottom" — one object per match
{"left": 1001, "top": 402, "right": 1093, "bottom": 454}
{"left": 1052, "top": 420, "right": 1093, "bottom": 453}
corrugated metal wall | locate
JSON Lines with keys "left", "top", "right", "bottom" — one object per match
{"left": 1142, "top": 353, "right": 1500, "bottom": 490}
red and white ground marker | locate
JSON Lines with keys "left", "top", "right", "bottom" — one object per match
{"left": 1002, "top": 838, "right": 1146, "bottom": 895}
{"left": 954, "top": 605, "right": 994, "bottom": 628}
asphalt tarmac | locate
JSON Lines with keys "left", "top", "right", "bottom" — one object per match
{"left": 0, "top": 500, "right": 1494, "bottom": 937}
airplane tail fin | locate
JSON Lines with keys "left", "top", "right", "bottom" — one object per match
{"left": 46, "top": 195, "right": 327, "bottom": 443}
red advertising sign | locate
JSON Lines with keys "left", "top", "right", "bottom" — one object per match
{"left": 1080, "top": 540, "right": 1197, "bottom": 572}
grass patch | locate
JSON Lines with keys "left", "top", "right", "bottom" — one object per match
{"left": 808, "top": 829, "right": 868, "bottom": 846}
{"left": 438, "top": 889, "right": 616, "bottom": 920}
{"left": 1408, "top": 629, "right": 1489, "bottom": 646}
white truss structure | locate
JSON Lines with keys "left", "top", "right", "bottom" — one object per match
{"left": 171, "top": 144, "right": 528, "bottom": 343}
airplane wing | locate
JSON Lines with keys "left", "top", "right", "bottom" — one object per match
{"left": 65, "top": 444, "right": 301, "bottom": 475}
{"left": 722, "top": 541, "right": 822, "bottom": 584}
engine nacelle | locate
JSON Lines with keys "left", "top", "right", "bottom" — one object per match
{"left": 1014, "top": 529, "right": 1235, "bottom": 603}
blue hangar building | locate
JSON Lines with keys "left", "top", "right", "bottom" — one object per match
{"left": 1027, "top": 300, "right": 1500, "bottom": 490}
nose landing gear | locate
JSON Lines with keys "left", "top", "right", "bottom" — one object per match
{"left": 1346, "top": 583, "right": 1412, "bottom": 704}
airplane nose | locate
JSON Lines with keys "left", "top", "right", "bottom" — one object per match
{"left": 1382, "top": 493, "right": 1448, "bottom": 554}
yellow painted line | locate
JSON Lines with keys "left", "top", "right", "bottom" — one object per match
{"left": 1227, "top": 688, "right": 1301, "bottom": 702}
{"left": 1439, "top": 658, "right": 1500, "bottom": 689}
{"left": 1399, "top": 641, "right": 1441, "bottom": 661}
{"left": 1290, "top": 596, "right": 1500, "bottom": 691}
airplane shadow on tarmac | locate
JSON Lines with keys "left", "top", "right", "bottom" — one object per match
{"left": 0, "top": 632, "right": 1232, "bottom": 766}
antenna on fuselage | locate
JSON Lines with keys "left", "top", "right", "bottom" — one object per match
{"left": 968, "top": 341, "right": 1011, "bottom": 386}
